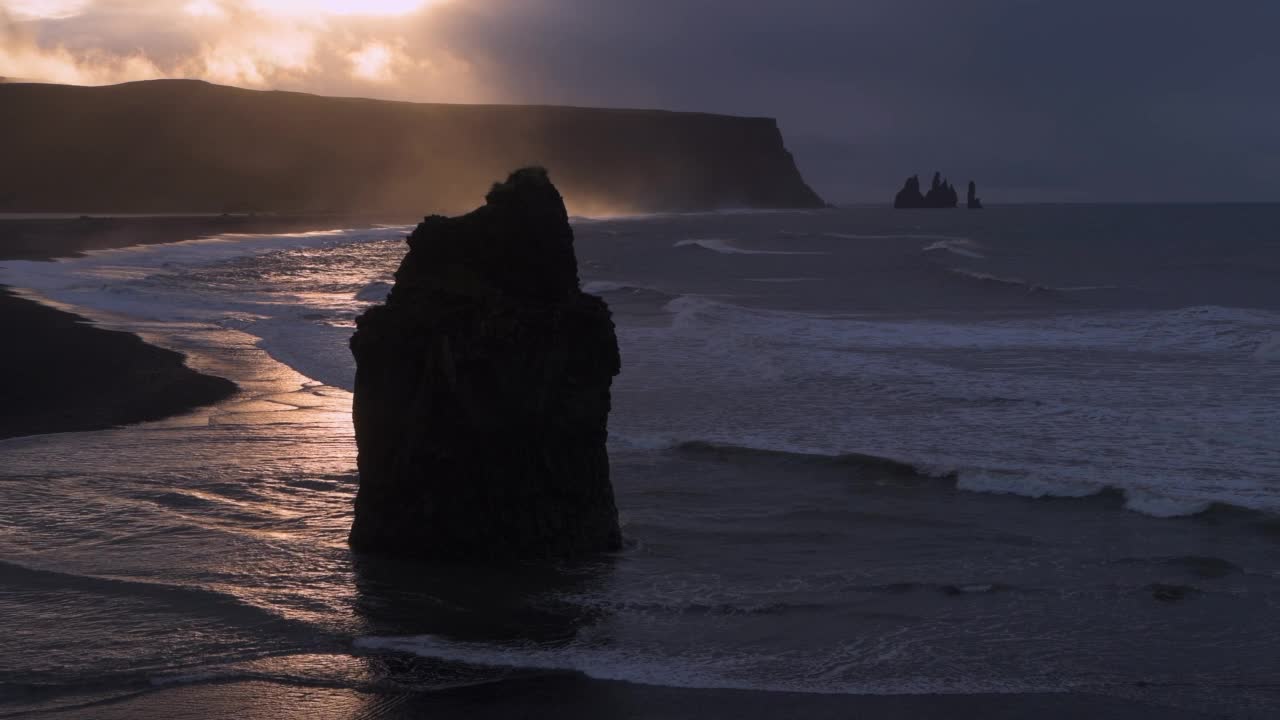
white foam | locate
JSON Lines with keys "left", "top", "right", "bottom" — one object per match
{"left": 674, "top": 238, "right": 826, "bottom": 255}
{"left": 4, "top": 216, "right": 1277, "bottom": 520}
{"left": 1255, "top": 332, "right": 1280, "bottom": 361}
{"left": 955, "top": 470, "right": 1101, "bottom": 500}
{"left": 355, "top": 281, "right": 392, "bottom": 302}
{"left": 824, "top": 232, "right": 970, "bottom": 241}
{"left": 947, "top": 268, "right": 1048, "bottom": 292}
{"left": 0, "top": 226, "right": 406, "bottom": 393}
{"left": 582, "top": 280, "right": 632, "bottom": 294}
{"left": 1122, "top": 490, "right": 1214, "bottom": 518}
{"left": 353, "top": 635, "right": 1045, "bottom": 696}
{"left": 922, "top": 238, "right": 986, "bottom": 259}
{"left": 251, "top": 318, "right": 357, "bottom": 391}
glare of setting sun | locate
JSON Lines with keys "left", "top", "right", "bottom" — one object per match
{"left": 5, "top": 0, "right": 91, "bottom": 18}
{"left": 247, "top": 0, "right": 434, "bottom": 15}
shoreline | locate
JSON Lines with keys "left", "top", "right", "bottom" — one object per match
{"left": 0, "top": 287, "right": 237, "bottom": 440}
{"left": 37, "top": 675, "right": 1217, "bottom": 720}
{"left": 0, "top": 214, "right": 374, "bottom": 440}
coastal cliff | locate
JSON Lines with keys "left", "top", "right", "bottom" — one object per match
{"left": 0, "top": 80, "right": 824, "bottom": 216}
{"left": 348, "top": 168, "right": 622, "bottom": 561}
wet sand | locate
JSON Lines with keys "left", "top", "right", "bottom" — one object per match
{"left": 44, "top": 676, "right": 1216, "bottom": 720}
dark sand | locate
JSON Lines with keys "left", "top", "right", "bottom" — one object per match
{"left": 0, "top": 287, "right": 236, "bottom": 439}
{"left": 45, "top": 676, "right": 1216, "bottom": 720}
{"left": 0, "top": 214, "right": 374, "bottom": 439}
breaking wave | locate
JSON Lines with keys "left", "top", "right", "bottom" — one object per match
{"left": 674, "top": 238, "right": 827, "bottom": 255}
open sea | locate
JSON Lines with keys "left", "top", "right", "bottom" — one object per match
{"left": 1, "top": 205, "right": 1278, "bottom": 717}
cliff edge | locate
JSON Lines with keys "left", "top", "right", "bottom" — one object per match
{"left": 0, "top": 80, "right": 824, "bottom": 216}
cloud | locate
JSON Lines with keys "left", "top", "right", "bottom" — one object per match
{"left": 3, "top": 0, "right": 1279, "bottom": 201}
{"left": 0, "top": 0, "right": 487, "bottom": 102}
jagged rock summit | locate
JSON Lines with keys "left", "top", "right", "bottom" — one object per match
{"left": 893, "top": 175, "right": 926, "bottom": 209}
{"left": 893, "top": 171, "right": 972, "bottom": 208}
{"left": 348, "top": 167, "right": 623, "bottom": 562}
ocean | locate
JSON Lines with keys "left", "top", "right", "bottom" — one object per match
{"left": 1, "top": 205, "right": 1278, "bottom": 717}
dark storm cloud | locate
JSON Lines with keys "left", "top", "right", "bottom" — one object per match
{"left": 6, "top": 0, "right": 1278, "bottom": 201}
{"left": 420, "top": 0, "right": 1280, "bottom": 202}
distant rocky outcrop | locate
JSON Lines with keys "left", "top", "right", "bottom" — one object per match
{"left": 348, "top": 168, "right": 623, "bottom": 562}
{"left": 967, "top": 181, "right": 983, "bottom": 209}
{"left": 893, "top": 175, "right": 926, "bottom": 209}
{"left": 893, "top": 171, "right": 970, "bottom": 208}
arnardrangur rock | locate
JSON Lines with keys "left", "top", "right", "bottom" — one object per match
{"left": 348, "top": 168, "right": 623, "bottom": 561}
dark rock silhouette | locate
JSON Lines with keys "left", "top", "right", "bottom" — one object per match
{"left": 924, "top": 172, "right": 959, "bottom": 208}
{"left": 348, "top": 168, "right": 623, "bottom": 562}
{"left": 967, "top": 181, "right": 983, "bottom": 209}
{"left": 893, "top": 171, "right": 967, "bottom": 208}
{"left": 893, "top": 175, "right": 926, "bottom": 208}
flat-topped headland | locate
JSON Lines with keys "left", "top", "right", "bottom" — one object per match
{"left": 0, "top": 80, "right": 824, "bottom": 217}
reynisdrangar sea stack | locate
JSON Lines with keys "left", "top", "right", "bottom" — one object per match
{"left": 348, "top": 168, "right": 623, "bottom": 561}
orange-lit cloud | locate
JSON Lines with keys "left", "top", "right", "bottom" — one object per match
{"left": 5, "top": 0, "right": 90, "bottom": 19}
{"left": 0, "top": 0, "right": 483, "bottom": 102}
{"left": 248, "top": 0, "right": 434, "bottom": 16}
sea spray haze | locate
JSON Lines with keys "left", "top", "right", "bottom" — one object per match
{"left": 0, "top": 204, "right": 1278, "bottom": 716}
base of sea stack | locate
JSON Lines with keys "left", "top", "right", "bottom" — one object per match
{"left": 347, "top": 439, "right": 622, "bottom": 560}
{"left": 348, "top": 168, "right": 623, "bottom": 562}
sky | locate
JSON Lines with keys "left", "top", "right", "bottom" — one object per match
{"left": 2, "top": 0, "right": 1277, "bottom": 203}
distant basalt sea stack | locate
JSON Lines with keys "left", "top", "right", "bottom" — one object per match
{"left": 348, "top": 168, "right": 623, "bottom": 562}
{"left": 894, "top": 172, "right": 983, "bottom": 209}
{"left": 967, "top": 181, "right": 983, "bottom": 209}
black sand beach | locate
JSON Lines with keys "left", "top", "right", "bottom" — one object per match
{"left": 0, "top": 215, "right": 369, "bottom": 439}
{"left": 0, "top": 286, "right": 236, "bottom": 439}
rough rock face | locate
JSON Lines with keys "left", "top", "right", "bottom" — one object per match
{"left": 893, "top": 175, "right": 926, "bottom": 209}
{"left": 348, "top": 168, "right": 623, "bottom": 561}
{"left": 893, "top": 171, "right": 963, "bottom": 208}
{"left": 923, "top": 172, "right": 959, "bottom": 208}
{"left": 967, "top": 181, "right": 983, "bottom": 209}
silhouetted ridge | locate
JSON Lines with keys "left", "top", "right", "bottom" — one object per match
{"left": 0, "top": 80, "right": 824, "bottom": 215}
{"left": 348, "top": 168, "right": 623, "bottom": 562}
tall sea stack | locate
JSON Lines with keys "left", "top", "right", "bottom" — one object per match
{"left": 967, "top": 181, "right": 983, "bottom": 209}
{"left": 348, "top": 168, "right": 623, "bottom": 561}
